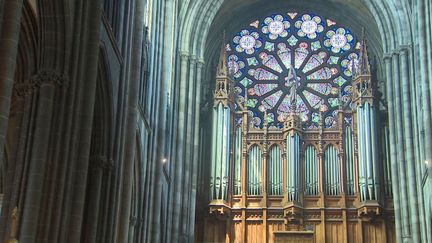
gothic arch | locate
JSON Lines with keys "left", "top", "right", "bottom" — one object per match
{"left": 81, "top": 47, "right": 115, "bottom": 243}
{"left": 36, "top": 0, "right": 71, "bottom": 73}
{"left": 178, "top": 0, "right": 411, "bottom": 60}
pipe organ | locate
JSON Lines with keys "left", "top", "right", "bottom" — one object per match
{"left": 199, "top": 12, "right": 395, "bottom": 243}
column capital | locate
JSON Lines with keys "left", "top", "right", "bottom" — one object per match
{"left": 391, "top": 49, "right": 400, "bottom": 57}
{"left": 89, "top": 156, "right": 114, "bottom": 170}
{"left": 129, "top": 216, "right": 138, "bottom": 226}
{"left": 31, "top": 69, "right": 67, "bottom": 87}
{"left": 398, "top": 44, "right": 411, "bottom": 54}
{"left": 383, "top": 54, "right": 393, "bottom": 62}
{"left": 178, "top": 50, "right": 190, "bottom": 58}
{"left": 197, "top": 58, "right": 205, "bottom": 66}
{"left": 189, "top": 55, "right": 197, "bottom": 62}
{"left": 13, "top": 81, "right": 38, "bottom": 98}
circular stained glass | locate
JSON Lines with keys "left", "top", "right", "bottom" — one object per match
{"left": 330, "top": 34, "right": 347, "bottom": 48}
{"left": 239, "top": 35, "right": 256, "bottom": 50}
{"left": 228, "top": 13, "right": 359, "bottom": 129}
{"left": 269, "top": 21, "right": 285, "bottom": 35}
{"left": 301, "top": 20, "right": 318, "bottom": 34}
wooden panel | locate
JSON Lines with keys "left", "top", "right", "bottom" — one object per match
{"left": 386, "top": 221, "right": 396, "bottom": 243}
{"left": 204, "top": 220, "right": 226, "bottom": 243}
{"left": 363, "top": 222, "right": 384, "bottom": 243}
{"left": 231, "top": 222, "right": 243, "bottom": 243}
{"left": 274, "top": 231, "right": 314, "bottom": 243}
{"left": 347, "top": 222, "right": 358, "bottom": 243}
{"left": 246, "top": 222, "right": 263, "bottom": 243}
{"left": 325, "top": 222, "right": 344, "bottom": 243}
{"left": 267, "top": 222, "right": 284, "bottom": 243}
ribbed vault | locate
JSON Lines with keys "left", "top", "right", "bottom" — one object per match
{"left": 178, "top": 0, "right": 412, "bottom": 80}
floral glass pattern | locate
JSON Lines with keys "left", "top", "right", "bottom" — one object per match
{"left": 228, "top": 13, "right": 359, "bottom": 129}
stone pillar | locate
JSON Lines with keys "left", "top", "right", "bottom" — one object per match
{"left": 116, "top": 0, "right": 145, "bottom": 241}
{"left": 182, "top": 55, "right": 197, "bottom": 241}
{"left": 18, "top": 74, "right": 59, "bottom": 243}
{"left": 383, "top": 55, "right": 402, "bottom": 242}
{"left": 81, "top": 156, "right": 106, "bottom": 243}
{"left": 188, "top": 59, "right": 204, "bottom": 242}
{"left": 0, "top": 0, "right": 24, "bottom": 166}
{"left": 170, "top": 51, "right": 189, "bottom": 243}
{"left": 399, "top": 46, "right": 420, "bottom": 243}
{"left": 0, "top": 82, "right": 35, "bottom": 243}
{"left": 391, "top": 51, "right": 412, "bottom": 242}
{"left": 67, "top": 1, "right": 104, "bottom": 242}
{"left": 418, "top": 0, "right": 432, "bottom": 179}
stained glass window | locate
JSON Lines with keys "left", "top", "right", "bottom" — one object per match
{"left": 227, "top": 12, "right": 359, "bottom": 129}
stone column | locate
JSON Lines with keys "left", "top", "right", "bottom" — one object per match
{"left": 0, "top": 82, "right": 34, "bottom": 243}
{"left": 399, "top": 46, "right": 420, "bottom": 242}
{"left": 82, "top": 156, "right": 106, "bottom": 243}
{"left": 19, "top": 74, "right": 58, "bottom": 243}
{"left": 170, "top": 51, "right": 189, "bottom": 243}
{"left": 67, "top": 1, "right": 104, "bottom": 241}
{"left": 116, "top": 0, "right": 145, "bottom": 241}
{"left": 0, "top": 0, "right": 24, "bottom": 167}
{"left": 392, "top": 51, "right": 412, "bottom": 242}
{"left": 418, "top": 0, "right": 432, "bottom": 180}
{"left": 148, "top": 1, "right": 176, "bottom": 241}
{"left": 182, "top": 55, "right": 197, "bottom": 241}
{"left": 384, "top": 54, "right": 402, "bottom": 242}
{"left": 188, "top": 59, "right": 204, "bottom": 243}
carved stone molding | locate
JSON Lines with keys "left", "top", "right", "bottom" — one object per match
{"left": 208, "top": 203, "right": 231, "bottom": 220}
{"left": 283, "top": 204, "right": 303, "bottom": 224}
{"left": 31, "top": 70, "right": 67, "bottom": 87}
{"left": 89, "top": 156, "right": 114, "bottom": 170}
{"left": 357, "top": 201, "right": 381, "bottom": 222}
{"left": 129, "top": 216, "right": 138, "bottom": 226}
{"left": 12, "top": 81, "right": 38, "bottom": 98}
{"left": 13, "top": 70, "right": 67, "bottom": 98}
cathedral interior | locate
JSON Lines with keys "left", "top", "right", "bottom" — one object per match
{"left": 0, "top": 0, "right": 431, "bottom": 242}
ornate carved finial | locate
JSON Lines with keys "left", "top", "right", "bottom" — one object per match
{"left": 214, "top": 33, "right": 235, "bottom": 107}
{"left": 354, "top": 28, "right": 371, "bottom": 78}
{"left": 351, "top": 29, "right": 374, "bottom": 107}
{"left": 217, "top": 32, "right": 228, "bottom": 77}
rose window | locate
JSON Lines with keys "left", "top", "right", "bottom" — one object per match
{"left": 227, "top": 13, "right": 359, "bottom": 129}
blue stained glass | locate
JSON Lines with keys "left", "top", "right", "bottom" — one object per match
{"left": 260, "top": 53, "right": 283, "bottom": 73}
{"left": 227, "top": 12, "right": 358, "bottom": 128}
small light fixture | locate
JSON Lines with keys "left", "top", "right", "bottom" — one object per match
{"left": 425, "top": 160, "right": 429, "bottom": 166}
{"left": 162, "top": 158, "right": 168, "bottom": 164}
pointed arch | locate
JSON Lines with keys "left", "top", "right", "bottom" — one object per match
{"left": 268, "top": 145, "right": 282, "bottom": 195}
{"left": 247, "top": 145, "right": 262, "bottom": 195}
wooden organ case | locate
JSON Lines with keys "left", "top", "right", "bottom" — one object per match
{"left": 198, "top": 35, "right": 395, "bottom": 243}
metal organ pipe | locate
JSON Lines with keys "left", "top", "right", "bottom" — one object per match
{"left": 268, "top": 147, "right": 282, "bottom": 195}
{"left": 210, "top": 108, "right": 217, "bottom": 200}
{"left": 248, "top": 146, "right": 262, "bottom": 195}
{"left": 286, "top": 133, "right": 300, "bottom": 201}
{"left": 357, "top": 101, "right": 379, "bottom": 201}
{"left": 357, "top": 105, "right": 365, "bottom": 200}
{"left": 370, "top": 103, "right": 379, "bottom": 200}
{"left": 345, "top": 127, "right": 355, "bottom": 195}
{"left": 304, "top": 146, "right": 318, "bottom": 195}
{"left": 325, "top": 145, "right": 340, "bottom": 196}
{"left": 209, "top": 103, "right": 231, "bottom": 200}
{"left": 234, "top": 127, "right": 242, "bottom": 195}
